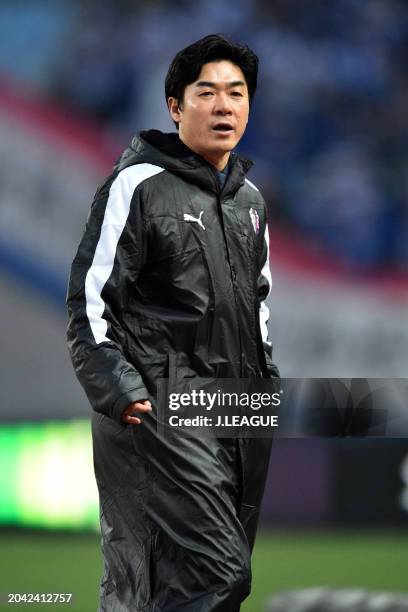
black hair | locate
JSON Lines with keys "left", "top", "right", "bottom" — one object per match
{"left": 165, "top": 34, "right": 258, "bottom": 114}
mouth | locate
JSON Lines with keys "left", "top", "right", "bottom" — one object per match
{"left": 212, "top": 123, "right": 234, "bottom": 133}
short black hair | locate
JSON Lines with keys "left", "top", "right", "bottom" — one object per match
{"left": 165, "top": 34, "right": 258, "bottom": 110}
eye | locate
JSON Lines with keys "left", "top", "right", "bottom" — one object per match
{"left": 199, "top": 91, "right": 213, "bottom": 97}
{"left": 231, "top": 91, "right": 243, "bottom": 97}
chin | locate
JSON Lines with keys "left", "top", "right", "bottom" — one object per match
{"left": 213, "top": 142, "right": 235, "bottom": 153}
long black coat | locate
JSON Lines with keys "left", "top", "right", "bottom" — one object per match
{"left": 67, "top": 130, "right": 278, "bottom": 611}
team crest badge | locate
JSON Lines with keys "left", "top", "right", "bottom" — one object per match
{"left": 249, "top": 208, "right": 260, "bottom": 234}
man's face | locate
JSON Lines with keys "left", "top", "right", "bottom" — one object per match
{"left": 168, "top": 60, "right": 250, "bottom": 169}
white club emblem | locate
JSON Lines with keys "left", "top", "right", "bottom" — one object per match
{"left": 249, "top": 207, "right": 260, "bottom": 234}
{"left": 183, "top": 211, "right": 205, "bottom": 230}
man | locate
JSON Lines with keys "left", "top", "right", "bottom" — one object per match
{"left": 67, "top": 34, "right": 279, "bottom": 611}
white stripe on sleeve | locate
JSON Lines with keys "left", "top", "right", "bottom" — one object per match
{"left": 259, "top": 224, "right": 272, "bottom": 347}
{"left": 245, "top": 177, "right": 260, "bottom": 192}
{"left": 85, "top": 163, "right": 164, "bottom": 344}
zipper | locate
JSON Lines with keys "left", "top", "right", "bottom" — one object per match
{"left": 215, "top": 193, "right": 244, "bottom": 375}
{"left": 210, "top": 162, "right": 245, "bottom": 374}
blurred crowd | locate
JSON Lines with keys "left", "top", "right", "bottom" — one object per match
{"left": 1, "top": 0, "right": 407, "bottom": 273}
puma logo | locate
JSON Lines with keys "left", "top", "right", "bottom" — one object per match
{"left": 183, "top": 211, "right": 205, "bottom": 230}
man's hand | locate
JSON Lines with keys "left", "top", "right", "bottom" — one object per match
{"left": 121, "top": 400, "right": 152, "bottom": 425}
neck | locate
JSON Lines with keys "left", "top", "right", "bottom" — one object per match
{"left": 201, "top": 151, "right": 230, "bottom": 171}
{"left": 178, "top": 135, "right": 230, "bottom": 171}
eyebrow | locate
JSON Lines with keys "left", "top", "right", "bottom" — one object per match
{"left": 195, "top": 80, "right": 246, "bottom": 88}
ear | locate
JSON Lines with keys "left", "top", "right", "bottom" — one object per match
{"left": 168, "top": 97, "right": 182, "bottom": 125}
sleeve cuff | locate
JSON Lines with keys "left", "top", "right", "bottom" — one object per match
{"left": 110, "top": 386, "right": 150, "bottom": 424}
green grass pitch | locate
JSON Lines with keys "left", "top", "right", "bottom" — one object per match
{"left": 1, "top": 530, "right": 407, "bottom": 611}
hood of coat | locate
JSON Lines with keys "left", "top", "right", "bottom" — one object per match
{"left": 115, "top": 129, "right": 254, "bottom": 197}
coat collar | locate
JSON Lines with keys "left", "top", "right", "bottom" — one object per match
{"left": 117, "top": 130, "right": 253, "bottom": 197}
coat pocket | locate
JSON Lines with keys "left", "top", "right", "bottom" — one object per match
{"left": 238, "top": 503, "right": 260, "bottom": 553}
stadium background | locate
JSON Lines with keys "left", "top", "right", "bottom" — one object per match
{"left": 0, "top": 0, "right": 407, "bottom": 610}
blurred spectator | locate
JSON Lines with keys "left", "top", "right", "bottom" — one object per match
{"left": 1, "top": 0, "right": 407, "bottom": 273}
{"left": 50, "top": 5, "right": 137, "bottom": 134}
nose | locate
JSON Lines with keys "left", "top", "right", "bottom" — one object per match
{"left": 214, "top": 92, "right": 232, "bottom": 115}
